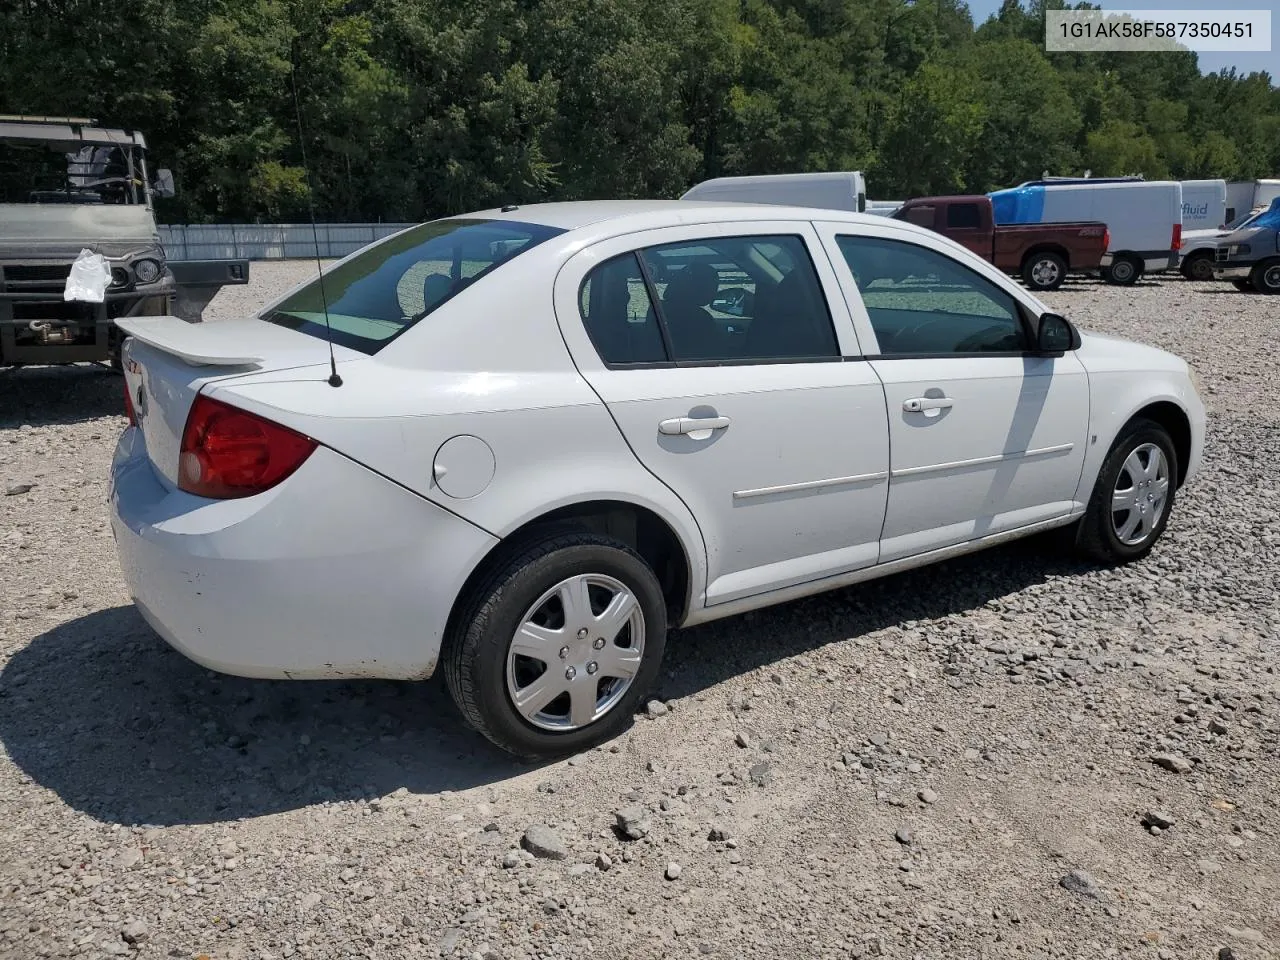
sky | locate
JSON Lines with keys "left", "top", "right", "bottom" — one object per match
{"left": 966, "top": 0, "right": 1278, "bottom": 80}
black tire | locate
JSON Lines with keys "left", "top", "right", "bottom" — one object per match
{"left": 442, "top": 532, "right": 668, "bottom": 760}
{"left": 1022, "top": 251, "right": 1067, "bottom": 291}
{"left": 1231, "top": 279, "right": 1254, "bottom": 293}
{"left": 1179, "top": 252, "right": 1214, "bottom": 282}
{"left": 1074, "top": 419, "right": 1178, "bottom": 565}
{"left": 1251, "top": 259, "right": 1280, "bottom": 295}
{"left": 1104, "top": 256, "right": 1141, "bottom": 285}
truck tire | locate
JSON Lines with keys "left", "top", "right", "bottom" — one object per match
{"left": 1251, "top": 260, "right": 1280, "bottom": 295}
{"left": 1179, "top": 251, "right": 1214, "bottom": 282}
{"left": 1022, "top": 251, "right": 1067, "bottom": 292}
{"left": 1104, "top": 256, "right": 1141, "bottom": 285}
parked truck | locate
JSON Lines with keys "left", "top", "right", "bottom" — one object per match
{"left": 987, "top": 178, "right": 1182, "bottom": 285}
{"left": 0, "top": 115, "right": 249, "bottom": 368}
{"left": 1211, "top": 197, "right": 1280, "bottom": 294}
{"left": 890, "top": 194, "right": 1109, "bottom": 291}
{"left": 681, "top": 171, "right": 868, "bottom": 213}
{"left": 1224, "top": 179, "right": 1280, "bottom": 225}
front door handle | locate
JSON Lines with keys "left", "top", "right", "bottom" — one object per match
{"left": 903, "top": 397, "right": 954, "bottom": 413}
{"left": 658, "top": 416, "right": 731, "bottom": 436}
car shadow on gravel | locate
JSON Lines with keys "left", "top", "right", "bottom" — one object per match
{"left": 0, "top": 606, "right": 528, "bottom": 826}
{"left": 1, "top": 540, "right": 1096, "bottom": 827}
{"left": 0, "top": 363, "right": 123, "bottom": 429}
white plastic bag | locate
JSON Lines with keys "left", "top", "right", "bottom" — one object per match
{"left": 63, "top": 248, "right": 113, "bottom": 303}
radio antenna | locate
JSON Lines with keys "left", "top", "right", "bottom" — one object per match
{"left": 289, "top": 58, "right": 342, "bottom": 388}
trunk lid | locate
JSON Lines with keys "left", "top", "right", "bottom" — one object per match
{"left": 117, "top": 315, "right": 357, "bottom": 487}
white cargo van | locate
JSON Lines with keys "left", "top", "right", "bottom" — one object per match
{"left": 681, "top": 171, "right": 867, "bottom": 213}
{"left": 1225, "top": 180, "right": 1280, "bottom": 224}
{"left": 988, "top": 178, "right": 1183, "bottom": 284}
{"left": 1180, "top": 179, "right": 1227, "bottom": 231}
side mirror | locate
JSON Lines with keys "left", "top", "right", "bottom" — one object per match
{"left": 152, "top": 169, "right": 175, "bottom": 199}
{"left": 1037, "top": 312, "right": 1079, "bottom": 353}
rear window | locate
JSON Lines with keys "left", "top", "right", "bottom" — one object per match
{"left": 262, "top": 218, "right": 565, "bottom": 355}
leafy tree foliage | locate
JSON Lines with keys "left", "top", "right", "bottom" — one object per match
{"left": 0, "top": 0, "right": 1275, "bottom": 220}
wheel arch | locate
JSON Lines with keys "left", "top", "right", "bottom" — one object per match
{"left": 1121, "top": 400, "right": 1193, "bottom": 487}
{"left": 444, "top": 498, "right": 698, "bottom": 649}
{"left": 1020, "top": 243, "right": 1070, "bottom": 270}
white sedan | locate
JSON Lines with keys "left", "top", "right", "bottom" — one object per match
{"left": 109, "top": 200, "right": 1205, "bottom": 758}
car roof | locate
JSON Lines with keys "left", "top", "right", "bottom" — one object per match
{"left": 456, "top": 199, "right": 888, "bottom": 233}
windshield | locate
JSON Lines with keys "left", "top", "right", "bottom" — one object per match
{"left": 0, "top": 140, "right": 147, "bottom": 205}
{"left": 262, "top": 218, "right": 565, "bottom": 355}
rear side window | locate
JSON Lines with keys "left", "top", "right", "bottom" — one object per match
{"left": 837, "top": 235, "right": 1026, "bottom": 356}
{"left": 262, "top": 218, "right": 565, "bottom": 355}
{"left": 579, "top": 253, "right": 667, "bottom": 365}
{"left": 578, "top": 235, "right": 839, "bottom": 365}
{"left": 946, "top": 203, "right": 982, "bottom": 229}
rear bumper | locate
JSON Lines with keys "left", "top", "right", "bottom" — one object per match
{"left": 109, "top": 428, "right": 498, "bottom": 680}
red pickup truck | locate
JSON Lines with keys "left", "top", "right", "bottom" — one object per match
{"left": 891, "top": 195, "right": 1109, "bottom": 292}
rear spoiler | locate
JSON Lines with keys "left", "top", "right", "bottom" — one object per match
{"left": 115, "top": 315, "right": 263, "bottom": 366}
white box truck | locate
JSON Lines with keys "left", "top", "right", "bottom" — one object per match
{"left": 1225, "top": 180, "right": 1280, "bottom": 225}
{"left": 987, "top": 178, "right": 1183, "bottom": 284}
{"left": 681, "top": 171, "right": 867, "bottom": 213}
{"left": 1180, "top": 179, "right": 1227, "bottom": 232}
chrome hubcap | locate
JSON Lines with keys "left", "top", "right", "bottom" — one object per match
{"left": 505, "top": 574, "right": 645, "bottom": 731}
{"left": 1111, "top": 443, "right": 1170, "bottom": 546}
{"left": 1265, "top": 265, "right": 1280, "bottom": 289}
{"left": 1032, "top": 259, "right": 1060, "bottom": 286}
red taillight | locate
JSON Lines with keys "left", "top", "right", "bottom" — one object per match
{"left": 123, "top": 380, "right": 137, "bottom": 426}
{"left": 1172, "top": 223, "right": 1182, "bottom": 251}
{"left": 178, "top": 394, "right": 317, "bottom": 499}
{"left": 1103, "top": 227, "right": 1110, "bottom": 251}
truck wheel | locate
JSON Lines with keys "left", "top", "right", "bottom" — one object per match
{"left": 1179, "top": 252, "right": 1214, "bottom": 282}
{"left": 1251, "top": 260, "right": 1280, "bottom": 295}
{"left": 1022, "top": 252, "right": 1067, "bottom": 292}
{"left": 1104, "top": 256, "right": 1140, "bottom": 285}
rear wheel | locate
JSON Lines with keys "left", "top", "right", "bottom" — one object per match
{"left": 1022, "top": 251, "right": 1067, "bottom": 292}
{"left": 443, "top": 532, "right": 667, "bottom": 759}
{"left": 1179, "top": 251, "right": 1214, "bottom": 282}
{"left": 1074, "top": 419, "right": 1177, "bottom": 565}
{"left": 1251, "top": 259, "right": 1280, "bottom": 295}
{"left": 1104, "top": 256, "right": 1141, "bottom": 285}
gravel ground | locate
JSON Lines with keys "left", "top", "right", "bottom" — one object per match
{"left": 1, "top": 266, "right": 1277, "bottom": 960}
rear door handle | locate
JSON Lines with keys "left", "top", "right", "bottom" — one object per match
{"left": 658, "top": 416, "right": 731, "bottom": 436}
{"left": 903, "top": 397, "right": 953, "bottom": 413}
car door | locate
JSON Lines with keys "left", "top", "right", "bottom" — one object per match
{"left": 552, "top": 221, "right": 889, "bottom": 607}
{"left": 814, "top": 220, "right": 1089, "bottom": 563}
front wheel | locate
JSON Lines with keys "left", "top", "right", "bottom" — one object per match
{"left": 1104, "top": 256, "right": 1141, "bottom": 285}
{"left": 1251, "top": 259, "right": 1280, "bottom": 295}
{"left": 443, "top": 532, "right": 668, "bottom": 759}
{"left": 1022, "top": 251, "right": 1067, "bottom": 291}
{"left": 1180, "top": 252, "right": 1215, "bottom": 282}
{"left": 1074, "top": 420, "right": 1178, "bottom": 564}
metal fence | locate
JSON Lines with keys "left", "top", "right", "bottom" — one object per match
{"left": 158, "top": 222, "right": 417, "bottom": 261}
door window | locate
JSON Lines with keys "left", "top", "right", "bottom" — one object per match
{"left": 578, "top": 235, "right": 840, "bottom": 365}
{"left": 836, "top": 236, "right": 1027, "bottom": 356}
{"left": 578, "top": 253, "right": 667, "bottom": 365}
{"left": 946, "top": 203, "right": 982, "bottom": 229}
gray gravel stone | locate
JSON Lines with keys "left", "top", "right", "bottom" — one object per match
{"left": 120, "top": 920, "right": 148, "bottom": 944}
{"left": 748, "top": 761, "right": 773, "bottom": 787}
{"left": 895, "top": 827, "right": 913, "bottom": 845}
{"left": 645, "top": 699, "right": 669, "bottom": 718}
{"left": 1059, "top": 869, "right": 1103, "bottom": 900}
{"left": 615, "top": 805, "right": 651, "bottom": 840}
{"left": 520, "top": 825, "right": 568, "bottom": 860}
{"left": 1142, "top": 811, "right": 1176, "bottom": 830}
{"left": 1152, "top": 754, "right": 1194, "bottom": 774}
{"left": 665, "top": 861, "right": 682, "bottom": 880}
{"left": 918, "top": 788, "right": 938, "bottom": 804}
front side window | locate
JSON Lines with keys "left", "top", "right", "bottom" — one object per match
{"left": 263, "top": 218, "right": 565, "bottom": 355}
{"left": 836, "top": 235, "right": 1026, "bottom": 356}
